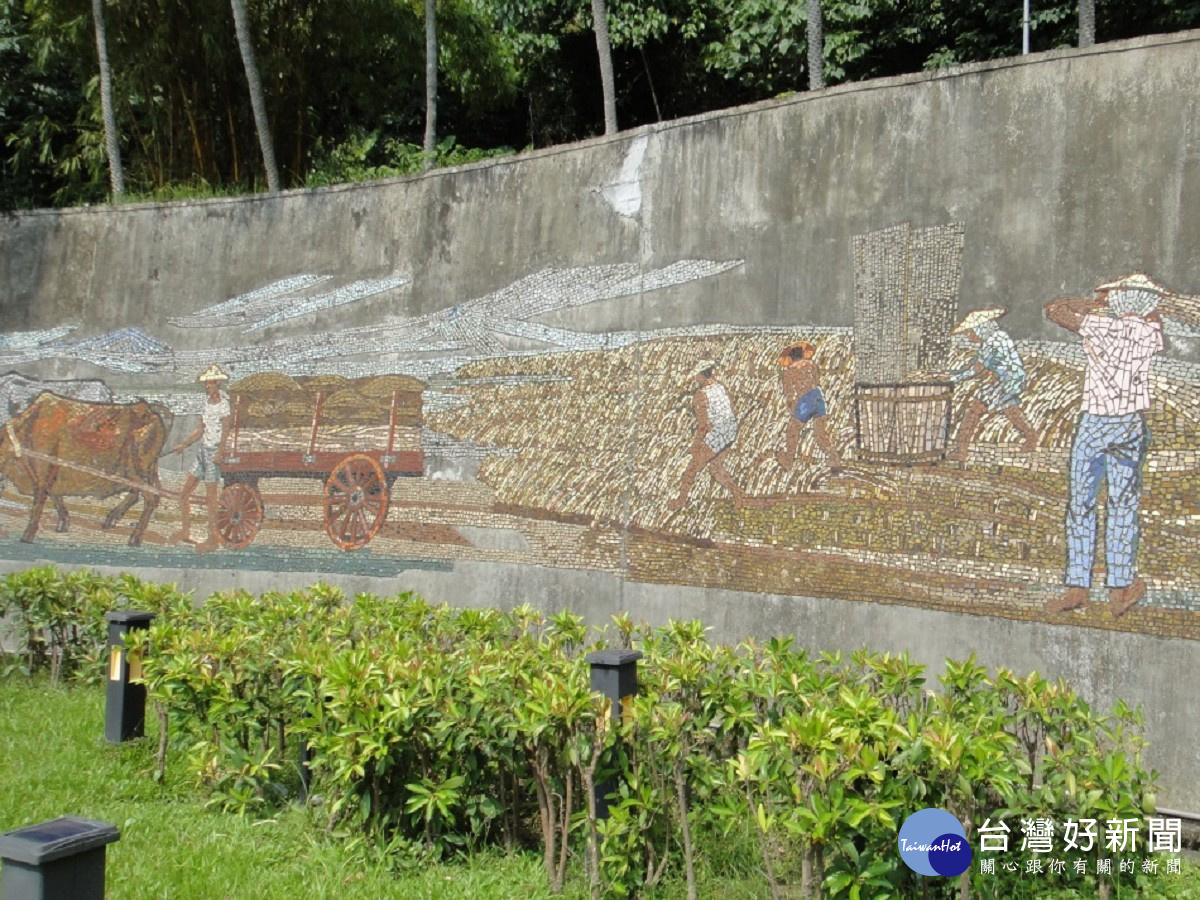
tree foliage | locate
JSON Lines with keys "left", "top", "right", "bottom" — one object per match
{"left": 2, "top": 0, "right": 516, "bottom": 204}
{"left": 3, "top": 0, "right": 1200, "bottom": 208}
{"left": 115, "top": 575, "right": 1163, "bottom": 899}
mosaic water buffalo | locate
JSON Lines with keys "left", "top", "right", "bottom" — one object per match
{"left": 0, "top": 393, "right": 173, "bottom": 545}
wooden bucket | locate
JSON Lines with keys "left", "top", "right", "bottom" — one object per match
{"left": 854, "top": 382, "right": 953, "bottom": 464}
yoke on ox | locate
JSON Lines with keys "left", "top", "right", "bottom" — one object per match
{"left": 0, "top": 392, "right": 173, "bottom": 545}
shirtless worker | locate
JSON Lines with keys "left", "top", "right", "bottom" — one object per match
{"left": 775, "top": 341, "right": 843, "bottom": 471}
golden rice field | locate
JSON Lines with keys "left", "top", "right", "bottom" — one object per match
{"left": 428, "top": 331, "right": 1200, "bottom": 636}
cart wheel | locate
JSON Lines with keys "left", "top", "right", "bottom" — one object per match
{"left": 323, "top": 454, "right": 389, "bottom": 550}
{"left": 216, "top": 482, "right": 263, "bottom": 549}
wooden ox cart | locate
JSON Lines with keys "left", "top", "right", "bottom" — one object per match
{"left": 215, "top": 373, "right": 425, "bottom": 551}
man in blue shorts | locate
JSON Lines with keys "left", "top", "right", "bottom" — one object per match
{"left": 775, "top": 342, "right": 843, "bottom": 471}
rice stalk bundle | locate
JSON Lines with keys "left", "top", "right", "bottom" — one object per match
{"left": 355, "top": 374, "right": 427, "bottom": 397}
{"left": 297, "top": 374, "right": 352, "bottom": 394}
{"left": 229, "top": 372, "right": 300, "bottom": 394}
{"left": 231, "top": 372, "right": 426, "bottom": 427}
{"left": 1011, "top": 357, "right": 1084, "bottom": 450}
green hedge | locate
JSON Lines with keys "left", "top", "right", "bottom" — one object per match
{"left": 0, "top": 566, "right": 174, "bottom": 683}
{"left": 0, "top": 567, "right": 1170, "bottom": 899}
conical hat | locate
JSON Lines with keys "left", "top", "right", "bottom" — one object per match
{"left": 952, "top": 308, "right": 1007, "bottom": 335}
{"left": 197, "top": 364, "right": 229, "bottom": 383}
{"left": 778, "top": 341, "right": 816, "bottom": 364}
{"left": 1096, "top": 272, "right": 1174, "bottom": 296}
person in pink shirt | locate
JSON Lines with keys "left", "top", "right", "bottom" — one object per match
{"left": 1044, "top": 273, "right": 1167, "bottom": 617}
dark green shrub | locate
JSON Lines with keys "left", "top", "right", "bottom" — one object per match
{"left": 6, "top": 566, "right": 1167, "bottom": 898}
{"left": 0, "top": 566, "right": 123, "bottom": 682}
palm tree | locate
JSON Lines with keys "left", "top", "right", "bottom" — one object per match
{"left": 91, "top": 0, "right": 124, "bottom": 198}
{"left": 590, "top": 0, "right": 618, "bottom": 134}
{"left": 807, "top": 0, "right": 824, "bottom": 90}
{"left": 1079, "top": 0, "right": 1096, "bottom": 47}
{"left": 423, "top": 0, "right": 438, "bottom": 171}
{"left": 229, "top": 0, "right": 281, "bottom": 192}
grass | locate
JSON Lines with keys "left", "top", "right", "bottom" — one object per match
{"left": 0, "top": 677, "right": 578, "bottom": 899}
{"left": 0, "top": 675, "right": 773, "bottom": 899}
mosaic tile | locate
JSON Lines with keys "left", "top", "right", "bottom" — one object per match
{"left": 1, "top": 250, "right": 1198, "bottom": 639}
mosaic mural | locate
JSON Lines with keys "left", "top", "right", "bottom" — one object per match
{"left": 2, "top": 226, "right": 1200, "bottom": 641}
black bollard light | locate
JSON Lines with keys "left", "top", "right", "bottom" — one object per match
{"left": 585, "top": 648, "right": 642, "bottom": 819}
{"left": 105, "top": 610, "right": 155, "bottom": 743}
{"left": 0, "top": 816, "right": 120, "bottom": 900}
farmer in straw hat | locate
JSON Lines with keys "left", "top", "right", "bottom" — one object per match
{"left": 1044, "top": 272, "right": 1168, "bottom": 617}
{"left": 668, "top": 360, "right": 746, "bottom": 511}
{"left": 170, "top": 364, "right": 232, "bottom": 552}
{"left": 945, "top": 307, "right": 1039, "bottom": 462}
{"left": 774, "top": 341, "right": 843, "bottom": 471}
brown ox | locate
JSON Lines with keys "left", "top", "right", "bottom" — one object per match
{"left": 0, "top": 392, "right": 173, "bottom": 546}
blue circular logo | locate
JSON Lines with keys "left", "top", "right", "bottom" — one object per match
{"left": 897, "top": 808, "right": 972, "bottom": 877}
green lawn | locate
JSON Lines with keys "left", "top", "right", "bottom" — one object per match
{"left": 3, "top": 676, "right": 1197, "bottom": 899}
{"left": 0, "top": 678, "right": 583, "bottom": 899}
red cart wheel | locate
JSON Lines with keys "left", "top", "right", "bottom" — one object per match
{"left": 323, "top": 454, "right": 389, "bottom": 550}
{"left": 216, "top": 482, "right": 263, "bottom": 549}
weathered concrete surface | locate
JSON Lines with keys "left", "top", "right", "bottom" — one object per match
{"left": 3, "top": 31, "right": 1199, "bottom": 344}
{"left": 3, "top": 30, "right": 1200, "bottom": 810}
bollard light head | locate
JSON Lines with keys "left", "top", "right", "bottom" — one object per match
{"left": 0, "top": 817, "right": 119, "bottom": 865}
{"left": 105, "top": 610, "right": 155, "bottom": 627}
{"left": 106, "top": 611, "right": 155, "bottom": 646}
{"left": 585, "top": 648, "right": 643, "bottom": 669}
{"left": 586, "top": 649, "right": 642, "bottom": 704}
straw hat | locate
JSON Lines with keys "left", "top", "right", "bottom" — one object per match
{"left": 197, "top": 364, "right": 229, "bottom": 383}
{"left": 778, "top": 341, "right": 816, "bottom": 364}
{"left": 952, "top": 308, "right": 1008, "bottom": 335}
{"left": 1097, "top": 272, "right": 1174, "bottom": 317}
{"left": 1095, "top": 272, "right": 1174, "bottom": 296}
{"left": 689, "top": 359, "right": 719, "bottom": 379}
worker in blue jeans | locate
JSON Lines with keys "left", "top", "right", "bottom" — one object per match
{"left": 1044, "top": 273, "right": 1166, "bottom": 618}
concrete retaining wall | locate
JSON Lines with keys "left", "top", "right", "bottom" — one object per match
{"left": 2, "top": 31, "right": 1199, "bottom": 807}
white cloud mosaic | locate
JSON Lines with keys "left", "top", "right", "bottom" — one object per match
{"left": 167, "top": 275, "right": 334, "bottom": 329}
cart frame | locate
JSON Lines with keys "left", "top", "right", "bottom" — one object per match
{"left": 216, "top": 388, "right": 424, "bottom": 550}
